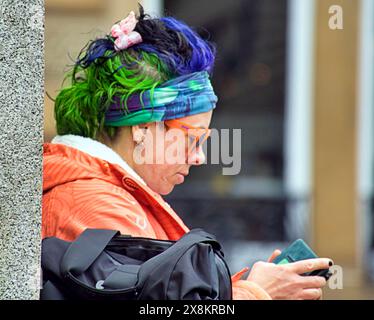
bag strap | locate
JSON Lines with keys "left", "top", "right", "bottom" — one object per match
{"left": 140, "top": 228, "right": 221, "bottom": 274}
{"left": 172, "top": 228, "right": 220, "bottom": 250}
{"left": 60, "top": 229, "right": 119, "bottom": 276}
{"left": 61, "top": 228, "right": 219, "bottom": 276}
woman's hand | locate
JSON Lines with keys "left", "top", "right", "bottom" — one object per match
{"left": 246, "top": 251, "right": 332, "bottom": 300}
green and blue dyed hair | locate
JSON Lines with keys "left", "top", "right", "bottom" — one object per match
{"left": 54, "top": 4, "right": 216, "bottom": 140}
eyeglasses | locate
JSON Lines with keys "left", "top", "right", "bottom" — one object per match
{"left": 164, "top": 119, "right": 211, "bottom": 154}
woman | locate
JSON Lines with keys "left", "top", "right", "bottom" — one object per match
{"left": 43, "top": 6, "right": 331, "bottom": 300}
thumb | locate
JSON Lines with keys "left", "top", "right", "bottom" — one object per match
{"left": 267, "top": 249, "right": 282, "bottom": 263}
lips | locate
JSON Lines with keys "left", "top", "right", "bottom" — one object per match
{"left": 175, "top": 171, "right": 189, "bottom": 184}
{"left": 175, "top": 173, "right": 185, "bottom": 184}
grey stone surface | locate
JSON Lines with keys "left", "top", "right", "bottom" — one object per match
{"left": 0, "top": 0, "right": 44, "bottom": 299}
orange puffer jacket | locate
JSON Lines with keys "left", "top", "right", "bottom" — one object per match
{"left": 42, "top": 135, "right": 271, "bottom": 300}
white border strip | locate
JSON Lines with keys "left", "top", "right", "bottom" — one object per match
{"left": 284, "top": 0, "right": 315, "bottom": 198}
{"left": 357, "top": 0, "right": 374, "bottom": 266}
{"left": 357, "top": 0, "right": 374, "bottom": 199}
{"left": 141, "top": 0, "right": 163, "bottom": 17}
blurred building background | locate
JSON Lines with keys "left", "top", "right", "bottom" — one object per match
{"left": 45, "top": 0, "right": 374, "bottom": 299}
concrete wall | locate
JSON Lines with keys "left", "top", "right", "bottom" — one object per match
{"left": 0, "top": 0, "right": 44, "bottom": 299}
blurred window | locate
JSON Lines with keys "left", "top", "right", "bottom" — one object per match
{"left": 164, "top": 0, "right": 288, "bottom": 268}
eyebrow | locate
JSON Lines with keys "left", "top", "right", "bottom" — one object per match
{"left": 181, "top": 124, "right": 208, "bottom": 130}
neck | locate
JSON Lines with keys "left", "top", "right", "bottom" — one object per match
{"left": 99, "top": 129, "right": 137, "bottom": 175}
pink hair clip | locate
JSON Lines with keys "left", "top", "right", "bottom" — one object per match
{"left": 111, "top": 11, "right": 143, "bottom": 51}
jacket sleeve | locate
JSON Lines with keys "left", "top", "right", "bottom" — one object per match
{"left": 232, "top": 280, "right": 272, "bottom": 300}
{"left": 42, "top": 179, "right": 160, "bottom": 242}
{"left": 231, "top": 268, "right": 272, "bottom": 300}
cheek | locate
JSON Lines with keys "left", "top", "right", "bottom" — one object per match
{"left": 156, "top": 164, "right": 178, "bottom": 181}
{"left": 143, "top": 165, "right": 179, "bottom": 195}
{"left": 145, "top": 126, "right": 188, "bottom": 164}
{"left": 142, "top": 164, "right": 177, "bottom": 185}
{"left": 164, "top": 138, "right": 189, "bottom": 164}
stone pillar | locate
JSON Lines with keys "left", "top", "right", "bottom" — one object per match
{"left": 312, "top": 0, "right": 360, "bottom": 296}
{"left": 0, "top": 1, "right": 44, "bottom": 299}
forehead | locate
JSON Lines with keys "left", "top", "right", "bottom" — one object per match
{"left": 175, "top": 110, "right": 213, "bottom": 128}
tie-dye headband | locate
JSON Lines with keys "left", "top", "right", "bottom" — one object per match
{"left": 104, "top": 71, "right": 217, "bottom": 126}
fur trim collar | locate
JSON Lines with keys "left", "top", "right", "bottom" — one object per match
{"left": 51, "top": 134, "right": 146, "bottom": 186}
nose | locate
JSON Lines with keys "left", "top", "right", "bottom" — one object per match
{"left": 187, "top": 146, "right": 206, "bottom": 165}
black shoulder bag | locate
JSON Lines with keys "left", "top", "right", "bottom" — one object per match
{"left": 40, "top": 228, "right": 232, "bottom": 300}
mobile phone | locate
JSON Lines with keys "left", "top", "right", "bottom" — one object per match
{"left": 272, "top": 239, "right": 332, "bottom": 280}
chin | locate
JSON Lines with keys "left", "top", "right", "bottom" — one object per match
{"left": 148, "top": 182, "right": 175, "bottom": 196}
{"left": 158, "top": 185, "right": 175, "bottom": 196}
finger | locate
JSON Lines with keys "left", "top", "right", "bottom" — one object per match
{"left": 300, "top": 275, "right": 327, "bottom": 288}
{"left": 299, "top": 288, "right": 322, "bottom": 300}
{"left": 267, "top": 249, "right": 282, "bottom": 263}
{"left": 319, "top": 290, "right": 323, "bottom": 300}
{"left": 289, "top": 258, "right": 333, "bottom": 274}
{"left": 231, "top": 267, "right": 250, "bottom": 282}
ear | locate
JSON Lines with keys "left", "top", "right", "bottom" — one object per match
{"left": 131, "top": 124, "right": 148, "bottom": 143}
{"left": 132, "top": 125, "right": 142, "bottom": 143}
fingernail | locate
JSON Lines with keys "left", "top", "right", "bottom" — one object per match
{"left": 231, "top": 267, "right": 250, "bottom": 282}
